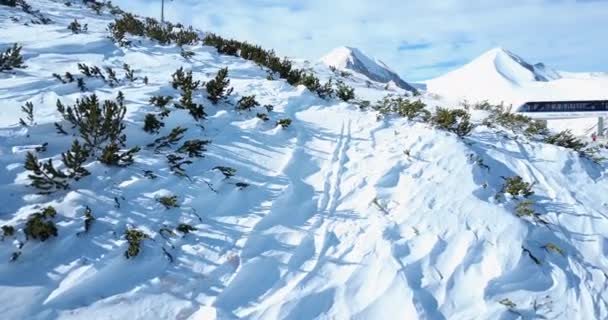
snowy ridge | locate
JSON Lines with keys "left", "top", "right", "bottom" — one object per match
{"left": 1, "top": 1, "right": 608, "bottom": 320}
{"left": 320, "top": 46, "right": 417, "bottom": 92}
{"left": 426, "top": 48, "right": 608, "bottom": 106}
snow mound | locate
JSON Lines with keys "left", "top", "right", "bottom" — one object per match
{"left": 321, "top": 46, "right": 417, "bottom": 92}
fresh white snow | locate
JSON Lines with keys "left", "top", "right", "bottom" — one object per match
{"left": 1, "top": 1, "right": 608, "bottom": 320}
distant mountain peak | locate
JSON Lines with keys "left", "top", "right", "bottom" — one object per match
{"left": 320, "top": 46, "right": 416, "bottom": 92}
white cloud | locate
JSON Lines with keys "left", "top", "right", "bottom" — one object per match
{"left": 115, "top": 0, "right": 608, "bottom": 81}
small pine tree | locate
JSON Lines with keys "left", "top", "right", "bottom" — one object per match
{"left": 123, "top": 63, "right": 135, "bottom": 81}
{"left": 57, "top": 93, "right": 128, "bottom": 152}
{"left": 430, "top": 108, "right": 473, "bottom": 137}
{"left": 68, "top": 19, "right": 88, "bottom": 34}
{"left": 502, "top": 176, "right": 534, "bottom": 198}
{"left": 124, "top": 229, "right": 148, "bottom": 259}
{"left": 0, "top": 43, "right": 25, "bottom": 71}
{"left": 24, "top": 206, "right": 58, "bottom": 241}
{"left": 24, "top": 152, "right": 69, "bottom": 192}
{"left": 2, "top": 225, "right": 15, "bottom": 237}
{"left": 166, "top": 154, "right": 192, "bottom": 177}
{"left": 83, "top": 206, "right": 95, "bottom": 233}
{"left": 176, "top": 223, "right": 197, "bottom": 234}
{"left": 276, "top": 118, "right": 292, "bottom": 128}
{"left": 335, "top": 80, "right": 355, "bottom": 102}
{"left": 236, "top": 95, "right": 260, "bottom": 111}
{"left": 158, "top": 195, "right": 179, "bottom": 209}
{"left": 148, "top": 127, "right": 187, "bottom": 151}
{"left": 206, "top": 67, "right": 233, "bottom": 104}
{"left": 214, "top": 166, "right": 236, "bottom": 179}
{"left": 61, "top": 140, "right": 90, "bottom": 180}
{"left": 177, "top": 139, "right": 210, "bottom": 158}
{"left": 143, "top": 113, "right": 164, "bottom": 134}
{"left": 19, "top": 101, "right": 34, "bottom": 127}
{"left": 98, "top": 143, "right": 140, "bottom": 167}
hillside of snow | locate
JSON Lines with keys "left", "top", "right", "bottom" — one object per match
{"left": 426, "top": 48, "right": 608, "bottom": 107}
{"left": 320, "top": 46, "right": 417, "bottom": 92}
{"left": 2, "top": 1, "right": 608, "bottom": 320}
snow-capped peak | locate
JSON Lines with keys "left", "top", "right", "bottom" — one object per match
{"left": 320, "top": 46, "right": 417, "bottom": 91}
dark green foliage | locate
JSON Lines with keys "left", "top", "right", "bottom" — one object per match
{"left": 123, "top": 63, "right": 135, "bottom": 81}
{"left": 167, "top": 154, "right": 192, "bottom": 177}
{"left": 24, "top": 206, "right": 58, "bottom": 241}
{"left": 236, "top": 182, "right": 250, "bottom": 190}
{"left": 177, "top": 139, "right": 210, "bottom": 158}
{"left": 264, "top": 104, "right": 274, "bottom": 113}
{"left": 35, "top": 142, "right": 48, "bottom": 153}
{"left": 55, "top": 122, "right": 68, "bottom": 135}
{"left": 502, "top": 176, "right": 534, "bottom": 198}
{"left": 78, "top": 63, "right": 105, "bottom": 80}
{"left": 24, "top": 152, "right": 69, "bottom": 192}
{"left": 430, "top": 108, "right": 473, "bottom": 137}
{"left": 98, "top": 143, "right": 140, "bottom": 167}
{"left": 276, "top": 118, "right": 292, "bottom": 128}
{"left": 214, "top": 166, "right": 236, "bottom": 179}
{"left": 0, "top": 43, "right": 25, "bottom": 71}
{"left": 56, "top": 93, "right": 128, "bottom": 152}
{"left": 150, "top": 95, "right": 173, "bottom": 108}
{"left": 480, "top": 102, "right": 547, "bottom": 136}
{"left": 105, "top": 66, "right": 118, "bottom": 86}
{"left": 206, "top": 67, "right": 233, "bottom": 104}
{"left": 61, "top": 140, "right": 90, "bottom": 180}
{"left": 83, "top": 206, "right": 95, "bottom": 233}
{"left": 176, "top": 89, "right": 206, "bottom": 121}
{"left": 143, "top": 170, "right": 157, "bottom": 179}
{"left": 109, "top": 14, "right": 199, "bottom": 47}
{"left": 77, "top": 78, "right": 86, "bottom": 91}
{"left": 203, "top": 34, "right": 326, "bottom": 97}
{"left": 148, "top": 127, "right": 187, "bottom": 151}
{"left": 256, "top": 113, "right": 269, "bottom": 121}
{"left": 19, "top": 101, "right": 34, "bottom": 126}
{"left": 0, "top": 0, "right": 18, "bottom": 7}
{"left": 373, "top": 95, "right": 430, "bottom": 120}
{"left": 236, "top": 95, "right": 260, "bottom": 111}
{"left": 158, "top": 195, "right": 179, "bottom": 209}
{"left": 2, "top": 225, "right": 15, "bottom": 237}
{"left": 143, "top": 113, "right": 164, "bottom": 134}
{"left": 176, "top": 223, "right": 197, "bottom": 234}
{"left": 298, "top": 73, "right": 333, "bottom": 99}
{"left": 515, "top": 200, "right": 536, "bottom": 217}
{"left": 68, "top": 19, "right": 88, "bottom": 34}
{"left": 180, "top": 48, "right": 195, "bottom": 59}
{"left": 335, "top": 80, "right": 355, "bottom": 102}
{"left": 124, "top": 229, "right": 148, "bottom": 259}
{"left": 544, "top": 130, "right": 586, "bottom": 151}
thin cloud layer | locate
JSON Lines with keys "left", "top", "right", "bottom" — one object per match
{"left": 115, "top": 0, "right": 608, "bottom": 81}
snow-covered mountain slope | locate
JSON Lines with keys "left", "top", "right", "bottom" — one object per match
{"left": 321, "top": 46, "right": 417, "bottom": 92}
{"left": 426, "top": 48, "right": 608, "bottom": 106}
{"left": 2, "top": 2, "right": 608, "bottom": 320}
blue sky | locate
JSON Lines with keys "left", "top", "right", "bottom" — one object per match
{"left": 115, "top": 0, "right": 608, "bottom": 81}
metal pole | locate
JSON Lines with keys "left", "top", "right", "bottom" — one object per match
{"left": 598, "top": 117, "right": 605, "bottom": 137}
{"left": 161, "top": 0, "right": 165, "bottom": 23}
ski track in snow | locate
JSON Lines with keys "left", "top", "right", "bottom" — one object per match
{"left": 1, "top": 1, "right": 608, "bottom": 319}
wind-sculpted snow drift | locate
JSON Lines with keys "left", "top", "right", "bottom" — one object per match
{"left": 1, "top": 1, "right": 608, "bottom": 319}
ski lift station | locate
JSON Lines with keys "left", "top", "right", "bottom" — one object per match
{"left": 517, "top": 100, "right": 608, "bottom": 137}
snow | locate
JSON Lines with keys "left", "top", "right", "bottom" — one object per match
{"left": 2, "top": 1, "right": 608, "bottom": 319}
{"left": 426, "top": 47, "right": 608, "bottom": 107}
{"left": 320, "top": 46, "right": 417, "bottom": 92}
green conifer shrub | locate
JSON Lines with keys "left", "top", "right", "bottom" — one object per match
{"left": 24, "top": 206, "right": 58, "bottom": 241}
{"left": 430, "top": 108, "right": 473, "bottom": 137}
{"left": 206, "top": 67, "right": 233, "bottom": 104}
{"left": 0, "top": 43, "right": 25, "bottom": 71}
{"left": 61, "top": 140, "right": 90, "bottom": 180}
{"left": 124, "top": 229, "right": 148, "bottom": 258}
{"left": 24, "top": 152, "right": 69, "bottom": 192}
